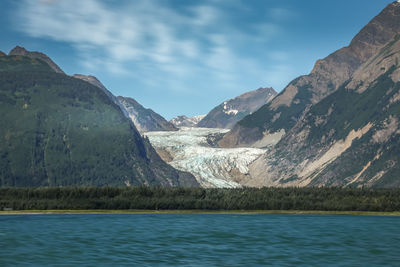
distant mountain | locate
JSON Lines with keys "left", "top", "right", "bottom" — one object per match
{"left": 0, "top": 47, "right": 198, "bottom": 187}
{"left": 170, "top": 115, "right": 206, "bottom": 128}
{"left": 197, "top": 87, "right": 277, "bottom": 129}
{"left": 8, "top": 46, "right": 64, "bottom": 74}
{"left": 0, "top": 51, "right": 6, "bottom": 57}
{"left": 220, "top": 1, "right": 400, "bottom": 148}
{"left": 117, "top": 96, "right": 177, "bottom": 133}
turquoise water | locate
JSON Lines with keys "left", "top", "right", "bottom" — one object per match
{"left": 0, "top": 214, "right": 399, "bottom": 266}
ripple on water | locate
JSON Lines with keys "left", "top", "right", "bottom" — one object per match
{"left": 0, "top": 214, "right": 399, "bottom": 266}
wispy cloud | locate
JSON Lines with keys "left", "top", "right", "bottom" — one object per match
{"left": 268, "top": 7, "right": 297, "bottom": 21}
{"left": 15, "top": 0, "right": 293, "bottom": 93}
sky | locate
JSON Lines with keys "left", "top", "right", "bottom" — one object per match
{"left": 0, "top": 0, "right": 395, "bottom": 120}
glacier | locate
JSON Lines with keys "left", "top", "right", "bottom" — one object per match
{"left": 145, "top": 127, "right": 265, "bottom": 188}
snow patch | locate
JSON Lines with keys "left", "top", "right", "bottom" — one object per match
{"left": 222, "top": 101, "right": 239, "bottom": 115}
{"left": 170, "top": 115, "right": 206, "bottom": 127}
{"left": 224, "top": 109, "right": 239, "bottom": 115}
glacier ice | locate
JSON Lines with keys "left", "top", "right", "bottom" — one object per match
{"left": 145, "top": 127, "right": 265, "bottom": 188}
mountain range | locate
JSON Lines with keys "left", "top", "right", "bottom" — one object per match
{"left": 170, "top": 115, "right": 206, "bottom": 128}
{"left": 168, "top": 87, "right": 276, "bottom": 129}
{"left": 1, "top": 1, "right": 400, "bottom": 188}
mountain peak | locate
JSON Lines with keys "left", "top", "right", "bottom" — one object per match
{"left": 311, "top": 0, "right": 400, "bottom": 79}
{"left": 7, "top": 45, "right": 64, "bottom": 74}
{"left": 8, "top": 46, "right": 28, "bottom": 56}
{"left": 348, "top": 0, "right": 400, "bottom": 57}
{"left": 197, "top": 87, "right": 277, "bottom": 129}
{"left": 0, "top": 51, "right": 6, "bottom": 57}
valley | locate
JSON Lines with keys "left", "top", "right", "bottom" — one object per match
{"left": 0, "top": 1, "right": 400, "bottom": 189}
{"left": 2, "top": 2, "right": 400, "bottom": 266}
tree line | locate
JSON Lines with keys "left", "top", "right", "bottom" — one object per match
{"left": 1, "top": 186, "right": 400, "bottom": 211}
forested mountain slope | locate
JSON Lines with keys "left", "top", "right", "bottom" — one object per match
{"left": 0, "top": 52, "right": 198, "bottom": 187}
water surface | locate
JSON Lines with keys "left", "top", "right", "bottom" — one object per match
{"left": 0, "top": 214, "right": 399, "bottom": 266}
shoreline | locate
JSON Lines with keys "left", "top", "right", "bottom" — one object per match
{"left": 1, "top": 210, "right": 400, "bottom": 216}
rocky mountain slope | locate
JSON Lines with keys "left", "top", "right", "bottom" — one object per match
{"left": 220, "top": 1, "right": 400, "bottom": 148}
{"left": 246, "top": 34, "right": 400, "bottom": 188}
{"left": 117, "top": 96, "right": 177, "bottom": 133}
{"left": 0, "top": 48, "right": 198, "bottom": 187}
{"left": 197, "top": 87, "right": 277, "bottom": 129}
{"left": 213, "top": 1, "right": 400, "bottom": 188}
{"left": 170, "top": 115, "right": 206, "bottom": 128}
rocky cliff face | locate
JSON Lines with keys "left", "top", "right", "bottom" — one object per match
{"left": 8, "top": 46, "right": 65, "bottom": 74}
{"left": 117, "top": 96, "right": 178, "bottom": 133}
{"left": 170, "top": 115, "right": 206, "bottom": 128}
{"left": 246, "top": 35, "right": 400, "bottom": 188}
{"left": 220, "top": 1, "right": 400, "bottom": 148}
{"left": 197, "top": 87, "right": 277, "bottom": 129}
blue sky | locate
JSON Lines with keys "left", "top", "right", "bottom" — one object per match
{"left": 0, "top": 0, "right": 394, "bottom": 119}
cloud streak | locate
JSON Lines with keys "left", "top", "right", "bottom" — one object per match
{"left": 15, "top": 0, "right": 293, "bottom": 95}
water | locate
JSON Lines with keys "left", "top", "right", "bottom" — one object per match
{"left": 0, "top": 214, "right": 399, "bottom": 266}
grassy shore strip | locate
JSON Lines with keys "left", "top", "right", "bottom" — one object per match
{"left": 1, "top": 210, "right": 400, "bottom": 216}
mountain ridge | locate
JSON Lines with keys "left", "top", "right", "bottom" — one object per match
{"left": 197, "top": 87, "right": 277, "bottom": 129}
{"left": 170, "top": 115, "right": 206, "bottom": 128}
{"left": 117, "top": 96, "right": 178, "bottom": 133}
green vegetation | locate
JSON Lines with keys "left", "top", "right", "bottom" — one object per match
{"left": 1, "top": 187, "right": 400, "bottom": 212}
{"left": 0, "top": 56, "right": 52, "bottom": 72}
{"left": 2, "top": 210, "right": 400, "bottom": 216}
{"left": 0, "top": 55, "right": 196, "bottom": 187}
{"left": 300, "top": 65, "right": 400, "bottom": 187}
{"left": 239, "top": 83, "right": 313, "bottom": 132}
{"left": 307, "top": 66, "right": 399, "bottom": 143}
